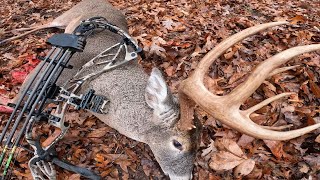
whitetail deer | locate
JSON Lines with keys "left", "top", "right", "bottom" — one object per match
{"left": 6, "top": 0, "right": 320, "bottom": 180}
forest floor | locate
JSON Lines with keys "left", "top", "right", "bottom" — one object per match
{"left": 0, "top": 0, "right": 319, "bottom": 179}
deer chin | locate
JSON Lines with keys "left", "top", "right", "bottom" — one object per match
{"left": 167, "top": 173, "right": 192, "bottom": 180}
{"left": 161, "top": 166, "right": 193, "bottom": 180}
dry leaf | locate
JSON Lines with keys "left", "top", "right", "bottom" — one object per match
{"left": 201, "top": 139, "right": 217, "bottom": 157}
{"left": 116, "top": 159, "right": 132, "bottom": 173}
{"left": 299, "top": 163, "right": 309, "bottom": 173}
{"left": 11, "top": 70, "right": 28, "bottom": 84}
{"left": 84, "top": 117, "right": 97, "bottom": 128}
{"left": 0, "top": 95, "right": 10, "bottom": 105}
{"left": 0, "top": 105, "right": 13, "bottom": 113}
{"left": 162, "top": 19, "right": 175, "bottom": 30}
{"left": 3, "top": 53, "right": 15, "bottom": 60}
{"left": 191, "top": 44, "right": 201, "bottom": 57}
{"left": 237, "top": 134, "right": 255, "bottom": 147}
{"left": 290, "top": 15, "right": 306, "bottom": 24}
{"left": 215, "top": 138, "right": 246, "bottom": 158}
{"left": 224, "top": 47, "right": 238, "bottom": 60}
{"left": 309, "top": 81, "right": 320, "bottom": 98}
{"left": 87, "top": 127, "right": 109, "bottom": 138}
{"left": 204, "top": 76, "right": 225, "bottom": 95}
{"left": 234, "top": 159, "right": 255, "bottom": 177}
{"left": 209, "top": 151, "right": 245, "bottom": 171}
{"left": 303, "top": 154, "right": 320, "bottom": 167}
{"left": 94, "top": 154, "right": 105, "bottom": 163}
{"left": 13, "top": 170, "right": 31, "bottom": 178}
{"left": 100, "top": 167, "right": 115, "bottom": 177}
{"left": 263, "top": 140, "right": 284, "bottom": 159}
{"left": 315, "top": 134, "right": 320, "bottom": 143}
{"left": 165, "top": 66, "right": 175, "bottom": 77}
{"left": 149, "top": 43, "right": 166, "bottom": 57}
{"left": 68, "top": 174, "right": 81, "bottom": 180}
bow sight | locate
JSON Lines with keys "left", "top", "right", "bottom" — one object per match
{"left": 0, "top": 17, "right": 143, "bottom": 180}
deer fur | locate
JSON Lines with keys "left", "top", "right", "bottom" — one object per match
{"left": 16, "top": 0, "right": 201, "bottom": 179}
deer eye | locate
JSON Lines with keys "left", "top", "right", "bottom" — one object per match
{"left": 172, "top": 140, "right": 183, "bottom": 150}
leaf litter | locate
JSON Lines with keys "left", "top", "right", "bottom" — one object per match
{"left": 0, "top": 0, "right": 320, "bottom": 179}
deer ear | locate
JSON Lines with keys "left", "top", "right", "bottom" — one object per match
{"left": 145, "top": 68, "right": 177, "bottom": 116}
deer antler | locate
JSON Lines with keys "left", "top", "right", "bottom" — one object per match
{"left": 179, "top": 21, "right": 320, "bottom": 140}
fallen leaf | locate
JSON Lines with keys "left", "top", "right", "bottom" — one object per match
{"left": 65, "top": 110, "right": 90, "bottom": 125}
{"left": 290, "top": 15, "right": 307, "bottom": 24}
{"left": 87, "top": 127, "right": 109, "bottom": 138}
{"left": 165, "top": 66, "right": 175, "bottom": 77}
{"left": 201, "top": 139, "right": 217, "bottom": 157}
{"left": 299, "top": 162, "right": 309, "bottom": 173}
{"left": 3, "top": 53, "right": 15, "bottom": 60}
{"left": 141, "top": 159, "right": 154, "bottom": 176}
{"left": 16, "top": 149, "right": 29, "bottom": 162}
{"left": 263, "top": 140, "right": 284, "bottom": 159}
{"left": 162, "top": 19, "right": 175, "bottom": 30}
{"left": 209, "top": 151, "right": 245, "bottom": 171}
{"left": 0, "top": 105, "right": 13, "bottom": 113}
{"left": 149, "top": 43, "right": 166, "bottom": 57}
{"left": 116, "top": 159, "right": 132, "bottom": 173}
{"left": 237, "top": 134, "right": 255, "bottom": 147}
{"left": 202, "top": 35, "right": 216, "bottom": 52}
{"left": 309, "top": 81, "right": 320, "bottom": 98}
{"left": 234, "top": 159, "right": 255, "bottom": 177}
{"left": 315, "top": 134, "right": 320, "bottom": 143}
{"left": 84, "top": 117, "right": 97, "bottom": 128}
{"left": 224, "top": 46, "right": 238, "bottom": 60}
{"left": 13, "top": 170, "right": 30, "bottom": 178}
{"left": 94, "top": 153, "right": 105, "bottom": 163}
{"left": 303, "top": 154, "right": 320, "bottom": 167}
{"left": 215, "top": 138, "right": 246, "bottom": 158}
{"left": 100, "top": 167, "right": 115, "bottom": 177}
{"left": 0, "top": 95, "right": 11, "bottom": 105}
{"left": 204, "top": 76, "right": 225, "bottom": 95}
{"left": 68, "top": 174, "right": 81, "bottom": 180}
{"left": 11, "top": 70, "right": 28, "bottom": 84}
{"left": 263, "top": 81, "right": 277, "bottom": 92}
{"left": 191, "top": 44, "right": 202, "bottom": 57}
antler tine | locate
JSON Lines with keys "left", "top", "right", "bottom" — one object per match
{"left": 179, "top": 21, "right": 320, "bottom": 140}
{"left": 243, "top": 92, "right": 295, "bottom": 115}
{"left": 228, "top": 44, "right": 320, "bottom": 107}
{"left": 268, "top": 65, "right": 300, "bottom": 77}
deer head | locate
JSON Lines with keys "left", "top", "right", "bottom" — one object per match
{"left": 144, "top": 68, "right": 201, "bottom": 179}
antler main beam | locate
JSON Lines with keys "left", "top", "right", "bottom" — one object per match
{"left": 179, "top": 21, "right": 320, "bottom": 140}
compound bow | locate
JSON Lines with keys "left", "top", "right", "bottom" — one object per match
{"left": 0, "top": 17, "right": 143, "bottom": 180}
